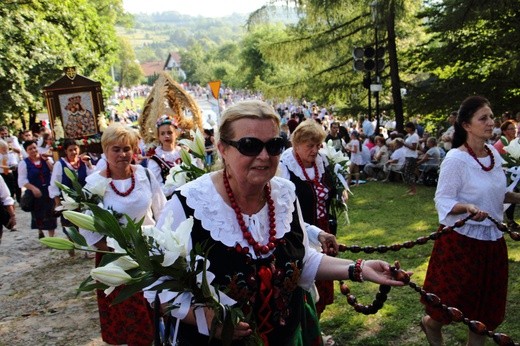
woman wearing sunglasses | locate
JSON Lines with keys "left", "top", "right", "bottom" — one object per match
{"left": 152, "top": 100, "right": 409, "bottom": 345}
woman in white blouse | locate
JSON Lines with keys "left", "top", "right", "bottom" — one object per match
{"left": 421, "top": 95, "right": 519, "bottom": 346}
{"left": 80, "top": 124, "right": 166, "bottom": 346}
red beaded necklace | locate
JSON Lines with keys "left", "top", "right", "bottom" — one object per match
{"left": 294, "top": 151, "right": 328, "bottom": 218}
{"left": 106, "top": 164, "right": 136, "bottom": 197}
{"left": 294, "top": 152, "right": 320, "bottom": 186}
{"left": 223, "top": 170, "right": 278, "bottom": 256}
{"left": 463, "top": 142, "right": 495, "bottom": 171}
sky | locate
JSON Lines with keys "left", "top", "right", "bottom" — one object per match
{"left": 122, "top": 0, "right": 269, "bottom": 18}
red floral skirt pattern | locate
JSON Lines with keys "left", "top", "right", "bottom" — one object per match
{"left": 422, "top": 230, "right": 508, "bottom": 330}
{"left": 95, "top": 254, "right": 155, "bottom": 346}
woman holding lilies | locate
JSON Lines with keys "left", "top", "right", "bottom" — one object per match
{"left": 80, "top": 124, "right": 166, "bottom": 346}
{"left": 49, "top": 138, "right": 94, "bottom": 257}
{"left": 152, "top": 100, "right": 409, "bottom": 345}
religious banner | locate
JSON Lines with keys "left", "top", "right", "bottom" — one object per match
{"left": 42, "top": 66, "right": 105, "bottom": 154}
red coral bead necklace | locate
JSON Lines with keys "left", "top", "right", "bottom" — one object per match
{"left": 106, "top": 164, "right": 136, "bottom": 197}
{"left": 463, "top": 142, "right": 495, "bottom": 171}
{"left": 223, "top": 170, "right": 279, "bottom": 256}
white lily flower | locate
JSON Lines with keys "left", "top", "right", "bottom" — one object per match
{"left": 164, "top": 165, "right": 187, "bottom": 188}
{"left": 91, "top": 264, "right": 133, "bottom": 287}
{"left": 179, "top": 129, "right": 206, "bottom": 158}
{"left": 61, "top": 192, "right": 80, "bottom": 210}
{"left": 160, "top": 216, "right": 193, "bottom": 266}
{"left": 85, "top": 176, "right": 111, "bottom": 198}
{"left": 505, "top": 138, "right": 520, "bottom": 160}
{"left": 111, "top": 256, "right": 139, "bottom": 271}
{"left": 323, "top": 140, "right": 349, "bottom": 164}
{"left": 192, "top": 128, "right": 206, "bottom": 158}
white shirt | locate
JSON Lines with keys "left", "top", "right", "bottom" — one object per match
{"left": 79, "top": 165, "right": 166, "bottom": 246}
{"left": 404, "top": 133, "right": 420, "bottom": 158}
{"left": 435, "top": 145, "right": 505, "bottom": 241}
{"left": 0, "top": 175, "right": 15, "bottom": 206}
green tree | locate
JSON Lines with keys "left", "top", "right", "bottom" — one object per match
{"left": 0, "top": 0, "right": 124, "bottom": 129}
{"left": 406, "top": 0, "right": 520, "bottom": 118}
{"left": 116, "top": 37, "right": 144, "bottom": 88}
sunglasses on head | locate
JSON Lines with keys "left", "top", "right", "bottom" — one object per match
{"left": 222, "top": 137, "right": 285, "bottom": 157}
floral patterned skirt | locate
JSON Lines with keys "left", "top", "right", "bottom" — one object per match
{"left": 95, "top": 253, "right": 155, "bottom": 346}
{"left": 422, "top": 230, "right": 508, "bottom": 330}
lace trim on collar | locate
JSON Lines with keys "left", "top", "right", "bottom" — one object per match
{"left": 179, "top": 173, "right": 297, "bottom": 258}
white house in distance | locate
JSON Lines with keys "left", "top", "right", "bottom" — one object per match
{"left": 140, "top": 52, "right": 186, "bottom": 84}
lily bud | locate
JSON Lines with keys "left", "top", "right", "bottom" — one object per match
{"left": 63, "top": 211, "right": 96, "bottom": 231}
{"left": 111, "top": 256, "right": 140, "bottom": 271}
{"left": 193, "top": 129, "right": 206, "bottom": 158}
{"left": 40, "top": 237, "right": 75, "bottom": 250}
{"left": 91, "top": 264, "right": 133, "bottom": 287}
{"left": 179, "top": 148, "right": 192, "bottom": 165}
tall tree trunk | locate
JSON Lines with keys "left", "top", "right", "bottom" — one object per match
{"left": 386, "top": 0, "right": 404, "bottom": 133}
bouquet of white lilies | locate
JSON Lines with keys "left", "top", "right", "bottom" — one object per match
{"left": 41, "top": 168, "right": 247, "bottom": 345}
{"left": 164, "top": 128, "right": 210, "bottom": 189}
{"left": 321, "top": 140, "right": 351, "bottom": 224}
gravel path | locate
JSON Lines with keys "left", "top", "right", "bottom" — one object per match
{"left": 0, "top": 206, "right": 108, "bottom": 345}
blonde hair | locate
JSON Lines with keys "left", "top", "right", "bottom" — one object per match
{"left": 101, "top": 124, "right": 140, "bottom": 153}
{"left": 217, "top": 100, "right": 280, "bottom": 143}
{"left": 291, "top": 119, "right": 326, "bottom": 146}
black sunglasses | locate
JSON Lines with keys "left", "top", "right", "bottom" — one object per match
{"left": 221, "top": 137, "right": 285, "bottom": 157}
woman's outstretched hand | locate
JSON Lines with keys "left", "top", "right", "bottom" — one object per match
{"left": 362, "top": 260, "right": 413, "bottom": 286}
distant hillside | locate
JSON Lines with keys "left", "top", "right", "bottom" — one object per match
{"left": 118, "top": 6, "right": 300, "bottom": 63}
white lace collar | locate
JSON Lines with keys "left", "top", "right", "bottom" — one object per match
{"left": 178, "top": 173, "right": 297, "bottom": 259}
{"left": 280, "top": 147, "right": 326, "bottom": 181}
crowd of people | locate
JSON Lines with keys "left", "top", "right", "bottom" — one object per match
{"left": 1, "top": 91, "right": 520, "bottom": 346}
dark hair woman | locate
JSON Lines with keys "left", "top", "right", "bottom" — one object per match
{"left": 421, "top": 95, "right": 517, "bottom": 346}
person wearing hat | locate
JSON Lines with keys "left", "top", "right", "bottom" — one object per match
{"left": 382, "top": 137, "right": 406, "bottom": 182}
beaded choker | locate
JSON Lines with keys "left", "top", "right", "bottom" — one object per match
{"left": 106, "top": 164, "right": 136, "bottom": 197}
{"left": 463, "top": 142, "right": 494, "bottom": 171}
{"left": 222, "top": 170, "right": 279, "bottom": 256}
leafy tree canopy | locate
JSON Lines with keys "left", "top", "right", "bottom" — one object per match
{"left": 0, "top": 0, "right": 124, "bottom": 129}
